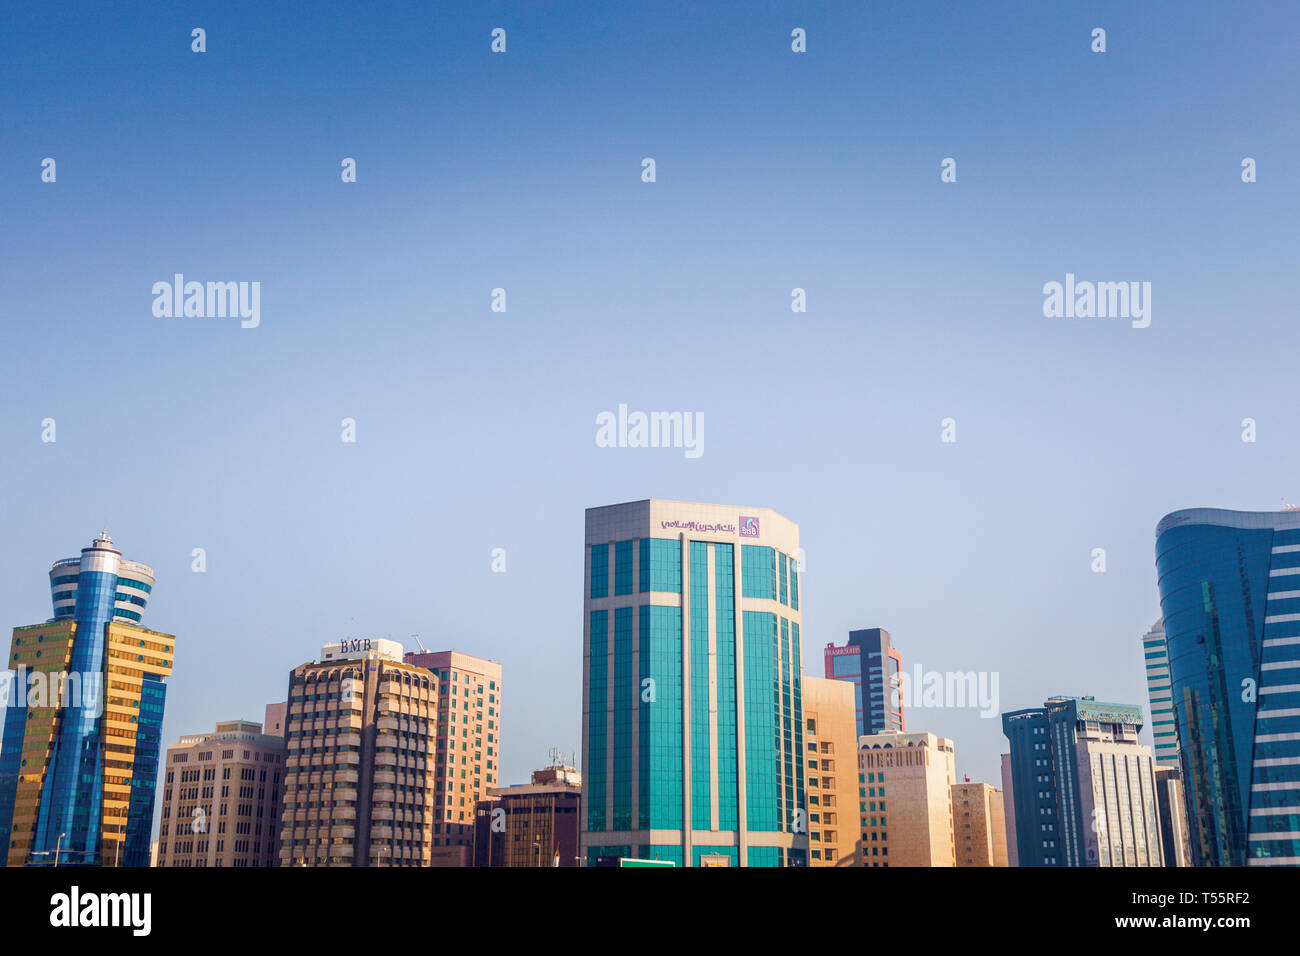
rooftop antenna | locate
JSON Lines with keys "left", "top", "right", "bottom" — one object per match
{"left": 412, "top": 633, "right": 428, "bottom": 653}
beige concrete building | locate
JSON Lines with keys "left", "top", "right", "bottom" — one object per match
{"left": 158, "top": 710, "right": 285, "bottom": 868}
{"left": 279, "top": 639, "right": 438, "bottom": 866}
{"left": 952, "top": 781, "right": 1009, "bottom": 866}
{"left": 1000, "top": 753, "right": 1019, "bottom": 866}
{"left": 404, "top": 649, "right": 502, "bottom": 863}
{"left": 858, "top": 731, "right": 956, "bottom": 867}
{"left": 803, "top": 677, "right": 858, "bottom": 866}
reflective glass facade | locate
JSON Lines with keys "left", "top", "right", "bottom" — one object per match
{"left": 1156, "top": 508, "right": 1300, "bottom": 866}
{"left": 0, "top": 534, "right": 173, "bottom": 867}
{"left": 582, "top": 501, "right": 807, "bottom": 866}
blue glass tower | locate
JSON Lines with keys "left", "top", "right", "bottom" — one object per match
{"left": 0, "top": 533, "right": 171, "bottom": 867}
{"left": 1156, "top": 508, "right": 1300, "bottom": 866}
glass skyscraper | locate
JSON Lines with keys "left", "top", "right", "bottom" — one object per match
{"left": 0, "top": 532, "right": 174, "bottom": 866}
{"left": 1141, "top": 619, "right": 1180, "bottom": 768}
{"left": 824, "top": 627, "right": 904, "bottom": 738}
{"left": 581, "top": 500, "right": 808, "bottom": 866}
{"left": 1155, "top": 507, "right": 1300, "bottom": 866}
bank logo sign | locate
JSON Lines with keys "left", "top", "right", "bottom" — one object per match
{"left": 739, "top": 516, "right": 761, "bottom": 538}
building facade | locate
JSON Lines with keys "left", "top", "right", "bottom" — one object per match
{"left": 824, "top": 628, "right": 904, "bottom": 739}
{"left": 857, "top": 731, "right": 956, "bottom": 867}
{"left": 403, "top": 649, "right": 502, "bottom": 864}
{"left": 1003, "top": 696, "right": 1163, "bottom": 867}
{"left": 157, "top": 712, "right": 285, "bottom": 867}
{"left": 952, "top": 782, "right": 1009, "bottom": 866}
{"left": 279, "top": 639, "right": 438, "bottom": 866}
{"left": 472, "top": 762, "right": 581, "bottom": 867}
{"left": 1154, "top": 766, "right": 1191, "bottom": 867}
{"left": 1000, "top": 753, "right": 1019, "bottom": 866}
{"left": 802, "top": 676, "right": 858, "bottom": 866}
{"left": 1141, "top": 619, "right": 1180, "bottom": 768}
{"left": 581, "top": 500, "right": 809, "bottom": 866}
{"left": 1155, "top": 507, "right": 1300, "bottom": 866}
{"left": 0, "top": 533, "right": 174, "bottom": 867}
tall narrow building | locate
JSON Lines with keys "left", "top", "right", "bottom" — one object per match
{"left": 1141, "top": 619, "right": 1180, "bottom": 767}
{"left": 403, "top": 649, "right": 502, "bottom": 864}
{"left": 824, "top": 628, "right": 904, "bottom": 738}
{"left": 802, "top": 676, "right": 858, "bottom": 866}
{"left": 1155, "top": 507, "right": 1300, "bottom": 866}
{"left": 581, "top": 500, "right": 809, "bottom": 866}
{"left": 952, "top": 781, "right": 1009, "bottom": 866}
{"left": 1002, "top": 696, "right": 1163, "bottom": 867}
{"left": 279, "top": 639, "right": 437, "bottom": 866}
{"left": 0, "top": 532, "right": 174, "bottom": 867}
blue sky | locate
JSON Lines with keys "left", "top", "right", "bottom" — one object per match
{"left": 2, "top": 1, "right": 1298, "bottom": 815}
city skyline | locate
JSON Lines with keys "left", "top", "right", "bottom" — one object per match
{"left": 2, "top": 2, "right": 1296, "bottom": 862}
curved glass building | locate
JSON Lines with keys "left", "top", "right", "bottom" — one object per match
{"left": 0, "top": 533, "right": 174, "bottom": 867}
{"left": 1155, "top": 508, "right": 1300, "bottom": 866}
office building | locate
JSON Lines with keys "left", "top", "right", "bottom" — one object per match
{"left": 1141, "top": 619, "right": 1179, "bottom": 767}
{"left": 1155, "top": 507, "right": 1300, "bottom": 866}
{"left": 279, "top": 638, "right": 437, "bottom": 866}
{"left": 581, "top": 499, "right": 809, "bottom": 866}
{"left": 952, "top": 781, "right": 1008, "bottom": 866}
{"left": 1154, "top": 767, "right": 1191, "bottom": 867}
{"left": 1003, "top": 696, "right": 1163, "bottom": 867}
{"left": 157, "top": 712, "right": 285, "bottom": 867}
{"left": 473, "top": 760, "right": 581, "bottom": 867}
{"left": 0, "top": 532, "right": 174, "bottom": 867}
{"left": 802, "top": 676, "right": 858, "bottom": 866}
{"left": 824, "top": 628, "right": 904, "bottom": 738}
{"left": 858, "top": 731, "right": 956, "bottom": 867}
{"left": 403, "top": 649, "right": 502, "bottom": 864}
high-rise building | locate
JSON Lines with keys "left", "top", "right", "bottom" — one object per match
{"left": 999, "top": 753, "right": 1019, "bottom": 866}
{"left": 403, "top": 649, "right": 502, "bottom": 864}
{"left": 1141, "top": 619, "right": 1179, "bottom": 767}
{"left": 1154, "top": 767, "right": 1191, "bottom": 867}
{"left": 472, "top": 761, "right": 581, "bottom": 867}
{"left": 157, "top": 712, "right": 285, "bottom": 867}
{"left": 1155, "top": 507, "right": 1300, "bottom": 866}
{"left": 279, "top": 639, "right": 437, "bottom": 866}
{"left": 857, "top": 731, "right": 956, "bottom": 867}
{"left": 802, "top": 676, "right": 858, "bottom": 866}
{"left": 0, "top": 532, "right": 174, "bottom": 867}
{"left": 581, "top": 499, "right": 809, "bottom": 867}
{"left": 952, "top": 781, "right": 1008, "bottom": 866}
{"left": 824, "top": 628, "right": 904, "bottom": 738}
{"left": 1003, "top": 696, "right": 1163, "bottom": 867}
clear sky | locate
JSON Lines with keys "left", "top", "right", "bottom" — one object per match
{"left": 1, "top": 1, "right": 1297, "bottom": 822}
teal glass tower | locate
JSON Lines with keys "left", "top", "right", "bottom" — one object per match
{"left": 581, "top": 500, "right": 808, "bottom": 866}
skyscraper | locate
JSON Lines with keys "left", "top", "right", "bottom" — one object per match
{"left": 0, "top": 532, "right": 174, "bottom": 867}
{"left": 581, "top": 499, "right": 808, "bottom": 867}
{"left": 279, "top": 639, "right": 437, "bottom": 866}
{"left": 472, "top": 760, "right": 581, "bottom": 867}
{"left": 1002, "top": 696, "right": 1164, "bottom": 867}
{"left": 1141, "top": 619, "right": 1180, "bottom": 767}
{"left": 824, "top": 628, "right": 904, "bottom": 738}
{"left": 402, "top": 649, "right": 503, "bottom": 864}
{"left": 1155, "top": 507, "right": 1300, "bottom": 866}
